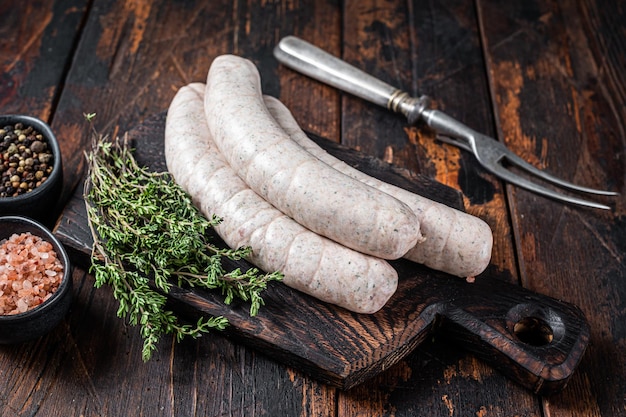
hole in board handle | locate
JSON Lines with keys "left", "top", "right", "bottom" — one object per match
{"left": 506, "top": 303, "right": 565, "bottom": 346}
{"left": 513, "top": 317, "right": 554, "bottom": 346}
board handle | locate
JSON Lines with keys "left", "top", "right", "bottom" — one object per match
{"left": 438, "top": 275, "right": 590, "bottom": 395}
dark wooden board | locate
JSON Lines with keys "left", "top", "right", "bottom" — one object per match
{"left": 55, "top": 112, "right": 590, "bottom": 393}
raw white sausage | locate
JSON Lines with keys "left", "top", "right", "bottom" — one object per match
{"left": 204, "top": 55, "right": 421, "bottom": 260}
{"left": 165, "top": 83, "right": 399, "bottom": 314}
{"left": 263, "top": 95, "right": 493, "bottom": 278}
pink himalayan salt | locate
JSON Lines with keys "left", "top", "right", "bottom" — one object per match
{"left": 0, "top": 232, "right": 64, "bottom": 315}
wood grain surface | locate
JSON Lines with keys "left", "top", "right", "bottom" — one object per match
{"left": 1, "top": 0, "right": 625, "bottom": 416}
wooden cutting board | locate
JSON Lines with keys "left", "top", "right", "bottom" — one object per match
{"left": 54, "top": 112, "right": 589, "bottom": 394}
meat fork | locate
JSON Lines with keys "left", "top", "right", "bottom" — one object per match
{"left": 274, "top": 36, "right": 617, "bottom": 210}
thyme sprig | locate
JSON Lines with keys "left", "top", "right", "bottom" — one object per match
{"left": 83, "top": 123, "right": 282, "bottom": 361}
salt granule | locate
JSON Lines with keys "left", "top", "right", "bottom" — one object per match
{"left": 0, "top": 232, "right": 64, "bottom": 315}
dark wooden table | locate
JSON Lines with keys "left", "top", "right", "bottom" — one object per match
{"left": 2, "top": 0, "right": 625, "bottom": 415}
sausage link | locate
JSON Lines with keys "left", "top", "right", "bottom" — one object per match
{"left": 165, "top": 83, "right": 398, "bottom": 314}
{"left": 263, "top": 95, "right": 493, "bottom": 278}
{"left": 204, "top": 55, "right": 421, "bottom": 260}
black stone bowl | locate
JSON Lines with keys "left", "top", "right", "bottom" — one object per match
{"left": 0, "top": 115, "right": 63, "bottom": 226}
{"left": 0, "top": 216, "right": 72, "bottom": 344}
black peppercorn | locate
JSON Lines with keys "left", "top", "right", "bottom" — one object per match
{"left": 0, "top": 122, "right": 54, "bottom": 198}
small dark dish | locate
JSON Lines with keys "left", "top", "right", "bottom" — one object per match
{"left": 0, "top": 115, "right": 63, "bottom": 225}
{"left": 0, "top": 216, "right": 72, "bottom": 344}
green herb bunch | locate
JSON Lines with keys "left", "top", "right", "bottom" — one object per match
{"left": 83, "top": 118, "right": 282, "bottom": 361}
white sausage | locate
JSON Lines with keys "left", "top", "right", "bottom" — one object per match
{"left": 263, "top": 95, "right": 493, "bottom": 278}
{"left": 204, "top": 55, "right": 421, "bottom": 260}
{"left": 164, "top": 83, "right": 399, "bottom": 314}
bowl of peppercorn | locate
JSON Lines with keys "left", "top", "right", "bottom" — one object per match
{"left": 0, "top": 115, "right": 63, "bottom": 226}
{"left": 0, "top": 215, "right": 72, "bottom": 344}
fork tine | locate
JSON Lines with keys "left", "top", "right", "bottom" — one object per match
{"left": 502, "top": 149, "right": 618, "bottom": 196}
{"left": 484, "top": 160, "right": 612, "bottom": 210}
{"left": 466, "top": 132, "right": 616, "bottom": 209}
{"left": 424, "top": 110, "right": 614, "bottom": 208}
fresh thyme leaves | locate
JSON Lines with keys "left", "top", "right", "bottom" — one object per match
{"left": 83, "top": 129, "right": 283, "bottom": 361}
